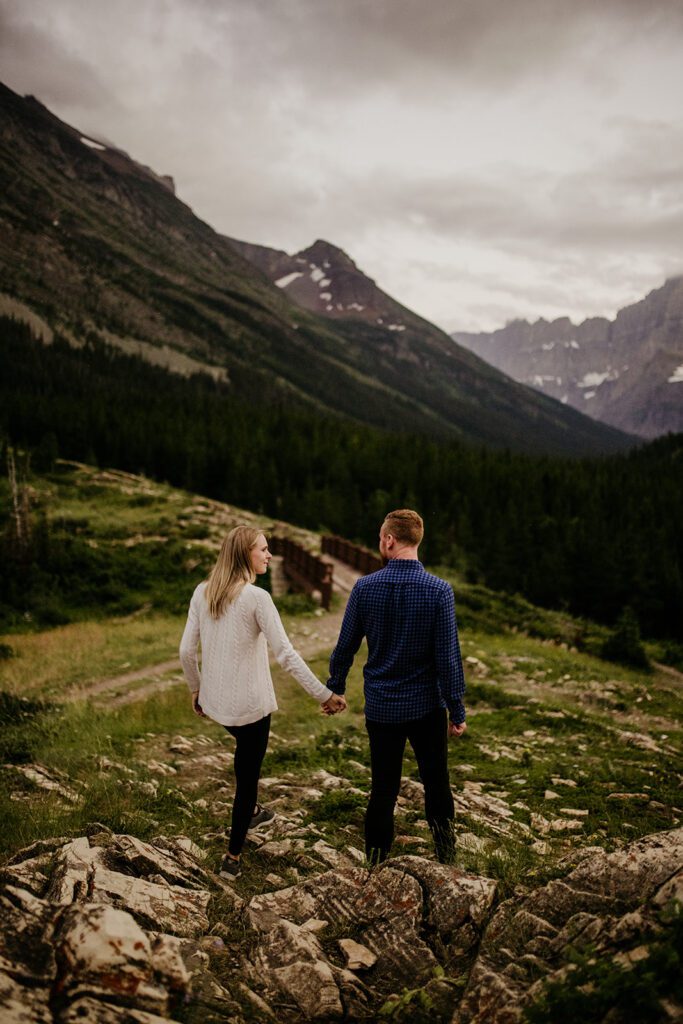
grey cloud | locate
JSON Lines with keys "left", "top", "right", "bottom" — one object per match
{"left": 198, "top": 0, "right": 683, "bottom": 101}
{"left": 2, "top": 0, "right": 682, "bottom": 332}
{"left": 338, "top": 122, "right": 683, "bottom": 260}
{"left": 0, "top": 4, "right": 114, "bottom": 108}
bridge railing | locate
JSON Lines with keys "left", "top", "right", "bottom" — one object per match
{"left": 269, "top": 536, "right": 334, "bottom": 610}
{"left": 321, "top": 535, "right": 383, "bottom": 576}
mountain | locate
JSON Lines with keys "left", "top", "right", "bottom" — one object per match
{"left": 0, "top": 82, "right": 631, "bottom": 455}
{"left": 452, "top": 278, "right": 683, "bottom": 438}
{"left": 229, "top": 236, "right": 413, "bottom": 326}
{"left": 227, "top": 235, "right": 635, "bottom": 454}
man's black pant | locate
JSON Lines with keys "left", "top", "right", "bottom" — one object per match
{"left": 365, "top": 707, "right": 455, "bottom": 864}
{"left": 225, "top": 714, "right": 271, "bottom": 856}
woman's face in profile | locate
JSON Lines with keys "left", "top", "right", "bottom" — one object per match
{"left": 250, "top": 534, "right": 271, "bottom": 575}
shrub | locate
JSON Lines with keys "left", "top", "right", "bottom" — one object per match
{"left": 600, "top": 607, "right": 650, "bottom": 670}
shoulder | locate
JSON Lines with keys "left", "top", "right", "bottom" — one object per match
{"left": 422, "top": 572, "right": 453, "bottom": 599}
{"left": 353, "top": 566, "right": 388, "bottom": 592}
{"left": 191, "top": 581, "right": 207, "bottom": 604}
{"left": 243, "top": 584, "right": 275, "bottom": 608}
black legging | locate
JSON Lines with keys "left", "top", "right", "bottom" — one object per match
{"left": 365, "top": 707, "right": 455, "bottom": 863}
{"left": 225, "top": 714, "right": 271, "bottom": 856}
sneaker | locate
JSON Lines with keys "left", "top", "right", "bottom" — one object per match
{"left": 249, "top": 804, "right": 275, "bottom": 829}
{"left": 219, "top": 854, "right": 241, "bottom": 879}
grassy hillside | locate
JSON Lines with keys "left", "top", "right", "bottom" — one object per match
{"left": 0, "top": 458, "right": 324, "bottom": 632}
{"left": 1, "top": 462, "right": 681, "bottom": 1022}
{"left": 1, "top": 463, "right": 679, "bottom": 865}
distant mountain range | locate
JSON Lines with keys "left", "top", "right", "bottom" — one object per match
{"left": 452, "top": 278, "right": 683, "bottom": 438}
{"left": 0, "top": 82, "right": 631, "bottom": 455}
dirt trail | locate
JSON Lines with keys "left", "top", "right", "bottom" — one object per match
{"left": 69, "top": 567, "right": 358, "bottom": 708}
{"left": 66, "top": 659, "right": 182, "bottom": 700}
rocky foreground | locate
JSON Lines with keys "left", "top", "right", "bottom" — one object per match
{"left": 1, "top": 809, "right": 681, "bottom": 1023}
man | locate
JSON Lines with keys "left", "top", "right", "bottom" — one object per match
{"left": 327, "top": 509, "right": 466, "bottom": 864}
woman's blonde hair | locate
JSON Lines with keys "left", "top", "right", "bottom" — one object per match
{"left": 205, "top": 526, "right": 263, "bottom": 619}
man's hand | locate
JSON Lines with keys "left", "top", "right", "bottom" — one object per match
{"left": 192, "top": 692, "right": 206, "bottom": 717}
{"left": 321, "top": 694, "right": 347, "bottom": 716}
{"left": 448, "top": 721, "right": 467, "bottom": 739}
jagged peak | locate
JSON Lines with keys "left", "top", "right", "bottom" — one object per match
{"left": 294, "top": 239, "right": 358, "bottom": 271}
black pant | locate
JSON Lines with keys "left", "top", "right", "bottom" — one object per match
{"left": 365, "top": 707, "right": 455, "bottom": 863}
{"left": 225, "top": 714, "right": 271, "bottom": 856}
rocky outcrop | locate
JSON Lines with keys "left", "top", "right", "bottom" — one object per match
{"left": 1, "top": 826, "right": 680, "bottom": 1022}
{"left": 0, "top": 827, "right": 240, "bottom": 1024}
{"left": 247, "top": 857, "right": 497, "bottom": 1018}
{"left": 454, "top": 827, "right": 683, "bottom": 1023}
{"left": 0, "top": 824, "right": 495, "bottom": 1023}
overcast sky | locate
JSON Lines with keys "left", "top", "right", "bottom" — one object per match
{"left": 2, "top": 0, "right": 683, "bottom": 332}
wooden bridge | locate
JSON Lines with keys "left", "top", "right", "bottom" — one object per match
{"left": 268, "top": 534, "right": 381, "bottom": 610}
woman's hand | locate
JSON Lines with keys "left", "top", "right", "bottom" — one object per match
{"left": 192, "top": 691, "right": 206, "bottom": 717}
{"left": 321, "top": 694, "right": 347, "bottom": 716}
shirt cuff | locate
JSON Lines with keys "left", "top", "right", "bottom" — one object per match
{"left": 449, "top": 702, "right": 466, "bottom": 726}
{"left": 326, "top": 678, "right": 346, "bottom": 695}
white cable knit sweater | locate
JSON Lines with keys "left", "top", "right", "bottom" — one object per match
{"left": 179, "top": 581, "right": 333, "bottom": 726}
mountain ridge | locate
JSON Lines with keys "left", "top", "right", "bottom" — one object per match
{"left": 226, "top": 232, "right": 634, "bottom": 453}
{"left": 452, "top": 276, "right": 683, "bottom": 438}
{"left": 0, "top": 81, "right": 631, "bottom": 455}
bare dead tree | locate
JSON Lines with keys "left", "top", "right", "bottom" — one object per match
{"left": 6, "top": 446, "right": 31, "bottom": 554}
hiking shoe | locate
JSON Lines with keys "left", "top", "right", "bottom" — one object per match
{"left": 249, "top": 804, "right": 275, "bottom": 829}
{"left": 219, "top": 854, "right": 241, "bottom": 879}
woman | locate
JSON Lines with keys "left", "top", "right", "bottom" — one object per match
{"left": 179, "top": 526, "right": 344, "bottom": 879}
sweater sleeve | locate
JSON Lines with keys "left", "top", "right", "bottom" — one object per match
{"left": 255, "top": 591, "right": 333, "bottom": 703}
{"left": 179, "top": 587, "right": 202, "bottom": 693}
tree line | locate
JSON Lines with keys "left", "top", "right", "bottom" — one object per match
{"left": 2, "top": 316, "right": 682, "bottom": 640}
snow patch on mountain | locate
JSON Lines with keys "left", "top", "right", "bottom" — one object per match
{"left": 275, "top": 272, "right": 303, "bottom": 289}
{"left": 578, "top": 370, "right": 619, "bottom": 389}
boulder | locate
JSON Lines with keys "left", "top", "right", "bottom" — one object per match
{"left": 252, "top": 917, "right": 344, "bottom": 1019}
{"left": 54, "top": 903, "right": 168, "bottom": 1010}
{"left": 0, "top": 832, "right": 233, "bottom": 1023}
{"left": 454, "top": 828, "right": 683, "bottom": 1023}
{"left": 247, "top": 858, "right": 495, "bottom": 1014}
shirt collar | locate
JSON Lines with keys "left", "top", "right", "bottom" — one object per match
{"left": 380, "top": 559, "right": 425, "bottom": 575}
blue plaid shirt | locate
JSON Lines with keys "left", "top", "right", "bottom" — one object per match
{"left": 327, "top": 559, "right": 466, "bottom": 724}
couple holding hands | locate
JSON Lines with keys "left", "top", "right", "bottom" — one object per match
{"left": 179, "top": 509, "right": 467, "bottom": 879}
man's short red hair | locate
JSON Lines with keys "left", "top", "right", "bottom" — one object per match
{"left": 382, "top": 509, "right": 424, "bottom": 547}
